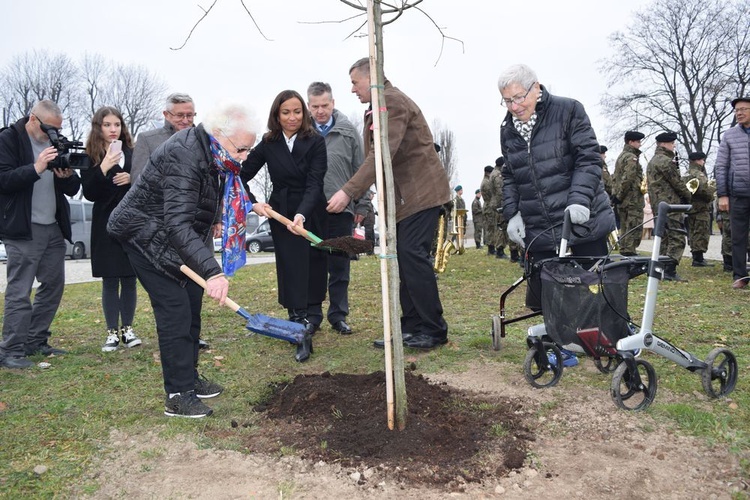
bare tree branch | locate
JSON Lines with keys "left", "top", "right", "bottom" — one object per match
{"left": 170, "top": 0, "right": 219, "bottom": 51}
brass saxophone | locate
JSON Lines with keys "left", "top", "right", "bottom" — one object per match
{"left": 433, "top": 212, "right": 455, "bottom": 273}
{"left": 453, "top": 205, "right": 467, "bottom": 255}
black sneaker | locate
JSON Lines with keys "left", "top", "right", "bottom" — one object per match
{"left": 195, "top": 374, "right": 224, "bottom": 399}
{"left": 164, "top": 391, "right": 213, "bottom": 418}
{"left": 26, "top": 342, "right": 68, "bottom": 356}
{"left": 198, "top": 338, "right": 210, "bottom": 350}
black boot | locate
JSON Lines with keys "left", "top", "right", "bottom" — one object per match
{"left": 295, "top": 332, "right": 313, "bottom": 362}
{"left": 475, "top": 241, "right": 482, "bottom": 250}
{"left": 723, "top": 254, "right": 733, "bottom": 272}
{"left": 495, "top": 246, "right": 507, "bottom": 259}
{"left": 691, "top": 251, "right": 713, "bottom": 267}
{"left": 663, "top": 260, "right": 687, "bottom": 282}
{"left": 510, "top": 249, "right": 519, "bottom": 263}
{"left": 487, "top": 245, "right": 495, "bottom": 256}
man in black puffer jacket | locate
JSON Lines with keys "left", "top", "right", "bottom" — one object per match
{"left": 498, "top": 64, "right": 616, "bottom": 310}
{"left": 108, "top": 104, "right": 258, "bottom": 418}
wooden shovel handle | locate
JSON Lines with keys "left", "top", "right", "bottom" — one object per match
{"left": 263, "top": 207, "right": 324, "bottom": 244}
{"left": 180, "top": 264, "right": 241, "bottom": 313}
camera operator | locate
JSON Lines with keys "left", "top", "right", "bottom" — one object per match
{"left": 0, "top": 100, "right": 81, "bottom": 369}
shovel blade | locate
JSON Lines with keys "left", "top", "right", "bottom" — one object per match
{"left": 245, "top": 314, "right": 306, "bottom": 344}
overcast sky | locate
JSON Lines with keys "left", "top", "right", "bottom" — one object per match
{"left": 5, "top": 0, "right": 652, "bottom": 195}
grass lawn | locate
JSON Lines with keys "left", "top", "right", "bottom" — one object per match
{"left": 0, "top": 249, "right": 748, "bottom": 497}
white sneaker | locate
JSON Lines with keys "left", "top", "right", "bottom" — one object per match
{"left": 121, "top": 326, "right": 142, "bottom": 348}
{"left": 102, "top": 329, "right": 120, "bottom": 352}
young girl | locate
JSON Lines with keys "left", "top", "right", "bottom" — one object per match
{"left": 82, "top": 107, "right": 141, "bottom": 352}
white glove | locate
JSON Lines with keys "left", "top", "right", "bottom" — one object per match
{"left": 507, "top": 212, "right": 526, "bottom": 248}
{"left": 565, "top": 204, "right": 590, "bottom": 224}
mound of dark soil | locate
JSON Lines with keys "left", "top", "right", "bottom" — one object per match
{"left": 227, "top": 371, "right": 535, "bottom": 488}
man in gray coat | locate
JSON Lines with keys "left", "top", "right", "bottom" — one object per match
{"left": 307, "top": 82, "right": 364, "bottom": 335}
{"left": 131, "top": 93, "right": 196, "bottom": 183}
{"left": 715, "top": 96, "right": 750, "bottom": 289}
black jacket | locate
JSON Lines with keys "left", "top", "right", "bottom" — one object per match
{"left": 0, "top": 117, "right": 81, "bottom": 241}
{"left": 501, "top": 86, "right": 615, "bottom": 252}
{"left": 107, "top": 124, "right": 223, "bottom": 283}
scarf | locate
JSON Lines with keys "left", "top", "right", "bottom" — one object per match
{"left": 209, "top": 135, "right": 252, "bottom": 277}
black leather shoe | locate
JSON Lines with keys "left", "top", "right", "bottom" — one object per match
{"left": 25, "top": 343, "right": 67, "bottom": 356}
{"left": 1, "top": 355, "right": 34, "bottom": 369}
{"left": 331, "top": 320, "right": 353, "bottom": 335}
{"left": 305, "top": 322, "right": 320, "bottom": 336}
{"left": 373, "top": 333, "right": 414, "bottom": 349}
{"left": 403, "top": 334, "right": 448, "bottom": 350}
{"left": 295, "top": 333, "right": 313, "bottom": 362}
{"left": 691, "top": 260, "right": 714, "bottom": 267}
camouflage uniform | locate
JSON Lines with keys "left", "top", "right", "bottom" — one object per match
{"left": 471, "top": 194, "right": 483, "bottom": 248}
{"left": 601, "top": 159, "right": 614, "bottom": 200}
{"left": 683, "top": 160, "right": 715, "bottom": 262}
{"left": 488, "top": 165, "right": 508, "bottom": 257}
{"left": 647, "top": 146, "right": 692, "bottom": 272}
{"left": 480, "top": 172, "right": 497, "bottom": 254}
{"left": 612, "top": 144, "right": 644, "bottom": 255}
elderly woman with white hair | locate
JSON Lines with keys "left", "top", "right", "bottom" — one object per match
{"left": 108, "top": 103, "right": 258, "bottom": 418}
{"left": 498, "top": 64, "right": 616, "bottom": 310}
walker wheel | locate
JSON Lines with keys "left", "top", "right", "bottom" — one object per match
{"left": 610, "top": 359, "right": 657, "bottom": 411}
{"left": 523, "top": 342, "right": 563, "bottom": 388}
{"left": 491, "top": 316, "right": 502, "bottom": 351}
{"left": 701, "top": 348, "right": 738, "bottom": 398}
{"left": 593, "top": 356, "right": 619, "bottom": 374}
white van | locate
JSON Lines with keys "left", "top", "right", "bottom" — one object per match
{"left": 67, "top": 199, "right": 93, "bottom": 259}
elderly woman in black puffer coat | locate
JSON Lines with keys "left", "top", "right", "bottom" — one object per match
{"left": 498, "top": 64, "right": 616, "bottom": 310}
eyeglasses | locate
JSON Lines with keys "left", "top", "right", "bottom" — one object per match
{"left": 166, "top": 111, "right": 197, "bottom": 120}
{"left": 735, "top": 107, "right": 750, "bottom": 113}
{"left": 220, "top": 131, "right": 252, "bottom": 155}
{"left": 501, "top": 83, "right": 536, "bottom": 107}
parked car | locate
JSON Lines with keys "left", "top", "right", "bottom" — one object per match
{"left": 0, "top": 240, "right": 6, "bottom": 261}
{"left": 245, "top": 220, "right": 274, "bottom": 253}
{"left": 213, "top": 213, "right": 264, "bottom": 253}
{"left": 66, "top": 199, "right": 93, "bottom": 260}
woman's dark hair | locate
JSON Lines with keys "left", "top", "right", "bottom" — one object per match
{"left": 85, "top": 106, "right": 134, "bottom": 165}
{"left": 263, "top": 90, "right": 315, "bottom": 142}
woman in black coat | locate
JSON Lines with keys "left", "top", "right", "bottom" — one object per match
{"left": 241, "top": 90, "right": 327, "bottom": 362}
{"left": 497, "top": 64, "right": 616, "bottom": 310}
{"left": 83, "top": 106, "right": 141, "bottom": 353}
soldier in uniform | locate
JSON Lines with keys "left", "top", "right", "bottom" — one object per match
{"left": 683, "top": 152, "right": 716, "bottom": 267}
{"left": 612, "top": 131, "right": 645, "bottom": 256}
{"left": 452, "top": 185, "right": 466, "bottom": 247}
{"left": 599, "top": 145, "right": 614, "bottom": 200}
{"left": 488, "top": 157, "right": 508, "bottom": 259}
{"left": 480, "top": 165, "right": 496, "bottom": 255}
{"left": 647, "top": 131, "right": 692, "bottom": 281}
{"left": 471, "top": 189, "right": 483, "bottom": 249}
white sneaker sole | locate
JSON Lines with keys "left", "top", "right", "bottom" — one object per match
{"left": 196, "top": 391, "right": 222, "bottom": 399}
{"left": 102, "top": 345, "right": 119, "bottom": 352}
{"left": 163, "top": 410, "right": 211, "bottom": 418}
{"left": 123, "top": 338, "right": 142, "bottom": 348}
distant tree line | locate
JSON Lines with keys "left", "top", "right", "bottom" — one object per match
{"left": 0, "top": 50, "right": 167, "bottom": 139}
{"left": 600, "top": 0, "right": 749, "bottom": 169}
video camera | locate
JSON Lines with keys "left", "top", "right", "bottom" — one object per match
{"left": 40, "top": 123, "right": 90, "bottom": 170}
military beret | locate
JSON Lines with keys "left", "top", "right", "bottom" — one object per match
{"left": 495, "top": 156, "right": 505, "bottom": 167}
{"left": 624, "top": 130, "right": 645, "bottom": 142}
{"left": 484, "top": 165, "right": 494, "bottom": 173}
{"left": 655, "top": 131, "right": 677, "bottom": 143}
{"left": 688, "top": 152, "right": 706, "bottom": 161}
{"left": 454, "top": 185, "right": 463, "bottom": 192}
{"left": 475, "top": 189, "right": 481, "bottom": 194}
{"left": 731, "top": 97, "right": 750, "bottom": 108}
{"left": 598, "top": 145, "right": 608, "bottom": 154}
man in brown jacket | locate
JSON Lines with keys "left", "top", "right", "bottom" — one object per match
{"left": 327, "top": 58, "right": 451, "bottom": 350}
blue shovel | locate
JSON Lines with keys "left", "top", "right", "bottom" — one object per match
{"left": 180, "top": 265, "right": 306, "bottom": 344}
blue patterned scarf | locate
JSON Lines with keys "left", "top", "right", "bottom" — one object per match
{"left": 209, "top": 135, "right": 252, "bottom": 277}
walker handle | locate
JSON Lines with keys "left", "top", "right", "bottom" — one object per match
{"left": 654, "top": 202, "right": 692, "bottom": 239}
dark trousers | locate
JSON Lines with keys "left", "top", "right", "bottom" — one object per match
{"left": 730, "top": 196, "right": 750, "bottom": 281}
{"left": 125, "top": 247, "right": 202, "bottom": 394}
{"left": 396, "top": 207, "right": 448, "bottom": 339}
{"left": 325, "top": 212, "right": 353, "bottom": 324}
{"left": 1, "top": 223, "right": 66, "bottom": 357}
{"left": 526, "top": 237, "right": 610, "bottom": 311}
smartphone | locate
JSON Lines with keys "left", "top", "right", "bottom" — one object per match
{"left": 109, "top": 140, "right": 122, "bottom": 155}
